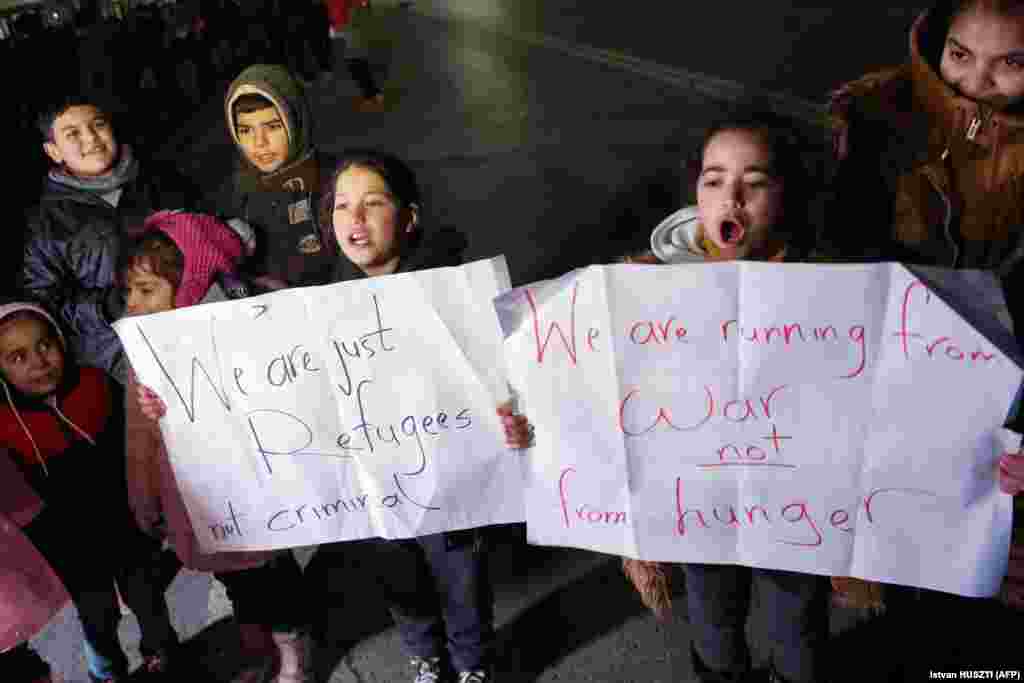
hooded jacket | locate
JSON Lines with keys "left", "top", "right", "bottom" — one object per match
{"left": 828, "top": 6, "right": 1024, "bottom": 325}
{"left": 122, "top": 214, "right": 270, "bottom": 572}
{"left": 0, "top": 302, "right": 120, "bottom": 651}
{"left": 21, "top": 151, "right": 198, "bottom": 384}
{"left": 828, "top": 7, "right": 1024, "bottom": 606}
{"left": 219, "top": 64, "right": 336, "bottom": 288}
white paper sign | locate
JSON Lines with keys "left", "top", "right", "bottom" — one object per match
{"left": 495, "top": 262, "right": 1021, "bottom": 597}
{"left": 114, "top": 257, "right": 524, "bottom": 552}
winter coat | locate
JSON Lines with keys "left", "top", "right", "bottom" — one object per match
{"left": 0, "top": 354, "right": 130, "bottom": 652}
{"left": 21, "top": 160, "right": 198, "bottom": 383}
{"left": 828, "top": 6, "right": 1024, "bottom": 335}
{"left": 828, "top": 4, "right": 1024, "bottom": 607}
{"left": 220, "top": 64, "right": 335, "bottom": 288}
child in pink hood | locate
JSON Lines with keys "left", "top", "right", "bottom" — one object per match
{"left": 119, "top": 210, "right": 312, "bottom": 683}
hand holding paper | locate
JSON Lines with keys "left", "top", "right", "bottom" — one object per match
{"left": 137, "top": 383, "right": 167, "bottom": 422}
{"left": 497, "top": 402, "right": 532, "bottom": 450}
{"left": 998, "top": 451, "right": 1024, "bottom": 496}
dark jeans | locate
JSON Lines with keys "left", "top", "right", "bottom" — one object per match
{"left": 215, "top": 551, "right": 308, "bottom": 631}
{"left": 682, "top": 564, "right": 829, "bottom": 683}
{"left": 375, "top": 530, "right": 494, "bottom": 672}
{"left": 22, "top": 505, "right": 177, "bottom": 677}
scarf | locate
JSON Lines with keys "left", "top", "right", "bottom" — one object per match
{"left": 47, "top": 144, "right": 139, "bottom": 194}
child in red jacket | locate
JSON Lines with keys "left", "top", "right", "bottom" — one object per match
{"left": 0, "top": 301, "right": 178, "bottom": 682}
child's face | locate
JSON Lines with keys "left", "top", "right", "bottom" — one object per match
{"left": 940, "top": 6, "right": 1024, "bottom": 109}
{"left": 43, "top": 105, "right": 118, "bottom": 178}
{"left": 235, "top": 106, "right": 289, "bottom": 174}
{"left": 696, "top": 128, "right": 785, "bottom": 261}
{"left": 0, "top": 316, "right": 65, "bottom": 397}
{"left": 333, "top": 165, "right": 417, "bottom": 277}
{"left": 123, "top": 266, "right": 176, "bottom": 316}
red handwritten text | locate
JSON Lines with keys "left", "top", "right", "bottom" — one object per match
{"left": 620, "top": 385, "right": 788, "bottom": 437}
{"left": 895, "top": 281, "right": 997, "bottom": 365}
{"left": 721, "top": 320, "right": 867, "bottom": 379}
{"left": 674, "top": 479, "right": 939, "bottom": 548}
{"left": 525, "top": 284, "right": 601, "bottom": 365}
{"left": 558, "top": 467, "right": 628, "bottom": 529}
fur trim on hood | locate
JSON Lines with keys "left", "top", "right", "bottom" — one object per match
{"left": 649, "top": 206, "right": 711, "bottom": 264}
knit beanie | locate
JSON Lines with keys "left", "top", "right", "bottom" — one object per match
{"left": 142, "top": 211, "right": 246, "bottom": 308}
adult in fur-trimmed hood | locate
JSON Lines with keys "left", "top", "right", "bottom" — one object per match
{"left": 828, "top": 0, "right": 1024, "bottom": 331}
{"left": 828, "top": 0, "right": 1024, "bottom": 664}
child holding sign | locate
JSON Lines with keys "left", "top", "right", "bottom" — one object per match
{"left": 318, "top": 149, "right": 530, "bottom": 683}
{"left": 133, "top": 155, "right": 531, "bottom": 683}
{"left": 0, "top": 300, "right": 178, "bottom": 682}
{"left": 119, "top": 211, "right": 315, "bottom": 683}
{"left": 624, "top": 109, "right": 830, "bottom": 683}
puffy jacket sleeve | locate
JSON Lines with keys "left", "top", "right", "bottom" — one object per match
{"left": 21, "top": 207, "right": 123, "bottom": 338}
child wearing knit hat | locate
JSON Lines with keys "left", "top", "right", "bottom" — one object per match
{"left": 118, "top": 211, "right": 314, "bottom": 683}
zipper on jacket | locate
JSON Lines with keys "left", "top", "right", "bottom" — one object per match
{"left": 925, "top": 168, "right": 960, "bottom": 268}
{"left": 966, "top": 106, "right": 994, "bottom": 142}
{"left": 966, "top": 115, "right": 982, "bottom": 141}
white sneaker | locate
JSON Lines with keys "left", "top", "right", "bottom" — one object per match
{"left": 458, "top": 671, "right": 490, "bottom": 683}
{"left": 412, "top": 657, "right": 446, "bottom": 683}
